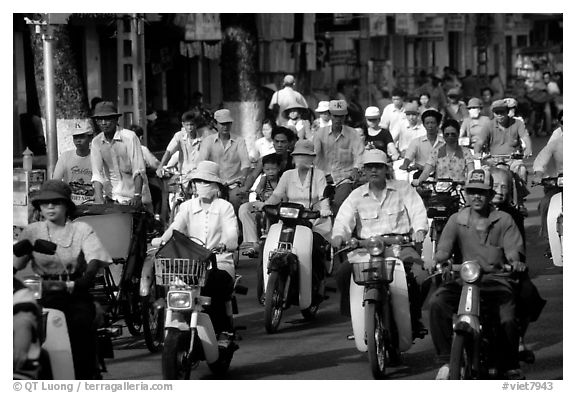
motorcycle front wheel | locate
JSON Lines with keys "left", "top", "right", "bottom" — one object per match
{"left": 264, "top": 271, "right": 286, "bottom": 334}
{"left": 162, "top": 328, "right": 192, "bottom": 380}
{"left": 449, "top": 334, "right": 473, "bottom": 379}
{"left": 141, "top": 270, "right": 165, "bottom": 353}
{"left": 365, "top": 301, "right": 388, "bottom": 379}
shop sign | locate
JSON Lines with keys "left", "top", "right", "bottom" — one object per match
{"left": 396, "top": 14, "right": 418, "bottom": 35}
{"left": 446, "top": 14, "right": 465, "bottom": 32}
{"left": 182, "top": 13, "right": 222, "bottom": 41}
{"left": 418, "top": 16, "right": 445, "bottom": 40}
{"left": 329, "top": 49, "right": 357, "bottom": 65}
{"left": 369, "top": 14, "right": 388, "bottom": 36}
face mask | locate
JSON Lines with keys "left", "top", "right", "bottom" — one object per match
{"left": 195, "top": 183, "right": 218, "bottom": 199}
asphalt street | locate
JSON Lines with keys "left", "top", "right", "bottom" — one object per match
{"left": 102, "top": 134, "right": 563, "bottom": 380}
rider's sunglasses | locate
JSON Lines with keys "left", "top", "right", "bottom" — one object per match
{"left": 364, "top": 163, "right": 386, "bottom": 170}
{"left": 443, "top": 132, "right": 458, "bottom": 137}
{"left": 492, "top": 109, "right": 507, "bottom": 115}
{"left": 39, "top": 199, "right": 66, "bottom": 206}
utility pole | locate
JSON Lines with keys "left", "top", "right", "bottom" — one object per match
{"left": 26, "top": 14, "right": 69, "bottom": 178}
{"left": 358, "top": 15, "right": 370, "bottom": 108}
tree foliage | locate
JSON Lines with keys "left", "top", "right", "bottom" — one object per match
{"left": 30, "top": 24, "right": 90, "bottom": 119}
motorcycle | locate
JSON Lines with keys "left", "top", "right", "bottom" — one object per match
{"left": 481, "top": 151, "right": 527, "bottom": 212}
{"left": 152, "top": 230, "right": 247, "bottom": 379}
{"left": 335, "top": 234, "right": 424, "bottom": 379}
{"left": 446, "top": 260, "right": 520, "bottom": 379}
{"left": 16, "top": 239, "right": 110, "bottom": 380}
{"left": 534, "top": 175, "right": 563, "bottom": 266}
{"left": 416, "top": 179, "right": 465, "bottom": 267}
{"left": 261, "top": 202, "right": 330, "bottom": 333}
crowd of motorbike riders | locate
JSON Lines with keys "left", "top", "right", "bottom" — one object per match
{"left": 13, "top": 76, "right": 563, "bottom": 380}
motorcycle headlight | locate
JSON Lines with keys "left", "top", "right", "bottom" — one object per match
{"left": 435, "top": 181, "right": 451, "bottom": 193}
{"left": 557, "top": 176, "right": 563, "bottom": 188}
{"left": 167, "top": 291, "right": 192, "bottom": 309}
{"left": 460, "top": 261, "right": 481, "bottom": 283}
{"left": 279, "top": 206, "right": 300, "bottom": 219}
{"left": 23, "top": 277, "right": 42, "bottom": 300}
{"left": 366, "top": 237, "right": 385, "bottom": 256}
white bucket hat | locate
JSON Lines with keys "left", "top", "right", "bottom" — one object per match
{"left": 315, "top": 101, "right": 330, "bottom": 113}
{"left": 190, "top": 161, "right": 223, "bottom": 185}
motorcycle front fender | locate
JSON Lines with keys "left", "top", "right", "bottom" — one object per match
{"left": 293, "top": 225, "right": 313, "bottom": 310}
{"left": 547, "top": 192, "right": 563, "bottom": 266}
{"left": 388, "top": 260, "right": 412, "bottom": 352}
{"left": 454, "top": 283, "right": 481, "bottom": 335}
{"left": 42, "top": 308, "right": 75, "bottom": 380}
{"left": 196, "top": 313, "right": 219, "bottom": 364}
{"left": 139, "top": 253, "right": 155, "bottom": 296}
{"left": 349, "top": 277, "right": 367, "bottom": 352}
{"left": 164, "top": 309, "right": 191, "bottom": 331}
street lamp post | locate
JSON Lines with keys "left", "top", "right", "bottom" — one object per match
{"left": 42, "top": 25, "right": 57, "bottom": 179}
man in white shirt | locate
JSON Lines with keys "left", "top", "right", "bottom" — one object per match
{"left": 268, "top": 75, "right": 308, "bottom": 127}
{"left": 90, "top": 101, "right": 151, "bottom": 209}
{"left": 156, "top": 110, "right": 203, "bottom": 177}
{"left": 397, "top": 102, "right": 426, "bottom": 156}
{"left": 52, "top": 123, "right": 95, "bottom": 204}
{"left": 379, "top": 88, "right": 407, "bottom": 143}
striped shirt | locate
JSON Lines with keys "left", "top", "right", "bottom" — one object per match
{"left": 332, "top": 180, "right": 428, "bottom": 240}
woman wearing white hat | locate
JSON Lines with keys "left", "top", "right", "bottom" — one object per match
{"left": 258, "top": 140, "right": 332, "bottom": 300}
{"left": 311, "top": 101, "right": 332, "bottom": 139}
{"left": 154, "top": 160, "right": 239, "bottom": 344}
{"left": 284, "top": 101, "right": 311, "bottom": 140}
{"left": 362, "top": 106, "right": 399, "bottom": 161}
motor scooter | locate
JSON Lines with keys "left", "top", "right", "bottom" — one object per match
{"left": 16, "top": 239, "right": 78, "bottom": 380}
{"left": 481, "top": 151, "right": 527, "bottom": 212}
{"left": 151, "top": 230, "right": 247, "bottom": 379}
{"left": 445, "top": 260, "right": 522, "bottom": 379}
{"left": 416, "top": 179, "right": 465, "bottom": 267}
{"left": 261, "top": 202, "right": 330, "bottom": 333}
{"left": 534, "top": 175, "right": 563, "bottom": 266}
{"left": 335, "top": 235, "right": 425, "bottom": 379}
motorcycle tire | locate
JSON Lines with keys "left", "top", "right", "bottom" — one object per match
{"left": 162, "top": 328, "right": 192, "bottom": 380}
{"left": 141, "top": 272, "right": 165, "bottom": 353}
{"left": 365, "top": 301, "right": 388, "bottom": 379}
{"left": 449, "top": 334, "right": 473, "bottom": 380}
{"left": 264, "top": 271, "right": 286, "bottom": 334}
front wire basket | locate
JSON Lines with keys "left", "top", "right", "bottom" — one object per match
{"left": 351, "top": 257, "right": 397, "bottom": 285}
{"left": 154, "top": 258, "right": 209, "bottom": 287}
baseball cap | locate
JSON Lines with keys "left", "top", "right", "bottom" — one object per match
{"left": 467, "top": 97, "right": 483, "bottom": 108}
{"left": 491, "top": 99, "right": 508, "bottom": 110}
{"left": 364, "top": 106, "right": 381, "bottom": 119}
{"left": 404, "top": 102, "right": 419, "bottom": 114}
{"left": 329, "top": 100, "right": 348, "bottom": 116}
{"left": 72, "top": 122, "right": 94, "bottom": 136}
{"left": 214, "top": 109, "right": 233, "bottom": 123}
{"left": 362, "top": 149, "right": 390, "bottom": 166}
{"left": 465, "top": 168, "right": 493, "bottom": 190}
{"left": 315, "top": 101, "right": 330, "bottom": 113}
